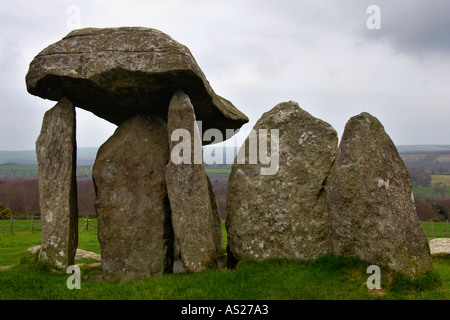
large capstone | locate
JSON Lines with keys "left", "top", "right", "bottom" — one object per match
{"left": 328, "top": 112, "right": 433, "bottom": 278}
{"left": 36, "top": 97, "right": 78, "bottom": 269}
{"left": 25, "top": 27, "right": 248, "bottom": 142}
{"left": 93, "top": 114, "right": 173, "bottom": 281}
{"left": 165, "top": 90, "right": 219, "bottom": 272}
{"left": 226, "top": 101, "right": 338, "bottom": 266}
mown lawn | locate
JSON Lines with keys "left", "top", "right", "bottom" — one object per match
{"left": 0, "top": 219, "right": 449, "bottom": 300}
{"left": 0, "top": 252, "right": 448, "bottom": 300}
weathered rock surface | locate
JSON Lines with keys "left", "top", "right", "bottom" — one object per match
{"left": 165, "top": 90, "right": 219, "bottom": 272}
{"left": 328, "top": 112, "right": 433, "bottom": 278}
{"left": 36, "top": 98, "right": 78, "bottom": 269}
{"left": 93, "top": 114, "right": 173, "bottom": 281}
{"left": 173, "top": 174, "right": 222, "bottom": 262}
{"left": 25, "top": 27, "right": 248, "bottom": 141}
{"left": 207, "top": 174, "right": 223, "bottom": 255}
{"left": 28, "top": 245, "right": 101, "bottom": 261}
{"left": 226, "top": 101, "right": 338, "bottom": 266}
{"left": 429, "top": 238, "right": 450, "bottom": 255}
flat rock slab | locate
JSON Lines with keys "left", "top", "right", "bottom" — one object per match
{"left": 328, "top": 112, "right": 433, "bottom": 278}
{"left": 75, "top": 249, "right": 101, "bottom": 261}
{"left": 36, "top": 98, "right": 78, "bottom": 270}
{"left": 93, "top": 114, "right": 173, "bottom": 281}
{"left": 28, "top": 245, "right": 100, "bottom": 261}
{"left": 0, "top": 266, "right": 12, "bottom": 271}
{"left": 429, "top": 238, "right": 450, "bottom": 255}
{"left": 226, "top": 101, "right": 338, "bottom": 265}
{"left": 26, "top": 27, "right": 248, "bottom": 140}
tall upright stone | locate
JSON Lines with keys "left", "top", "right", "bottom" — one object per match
{"left": 206, "top": 174, "right": 223, "bottom": 255}
{"left": 226, "top": 101, "right": 338, "bottom": 266}
{"left": 36, "top": 97, "right": 78, "bottom": 269}
{"left": 165, "top": 90, "right": 219, "bottom": 273}
{"left": 93, "top": 115, "right": 173, "bottom": 281}
{"left": 172, "top": 174, "right": 222, "bottom": 268}
{"left": 328, "top": 112, "right": 433, "bottom": 278}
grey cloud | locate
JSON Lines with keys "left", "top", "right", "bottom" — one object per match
{"left": 1, "top": 0, "right": 450, "bottom": 149}
{"left": 357, "top": 0, "right": 450, "bottom": 56}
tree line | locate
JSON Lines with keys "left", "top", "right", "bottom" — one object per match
{"left": 0, "top": 179, "right": 95, "bottom": 218}
{"left": 0, "top": 175, "right": 228, "bottom": 220}
{"left": 0, "top": 166, "right": 447, "bottom": 221}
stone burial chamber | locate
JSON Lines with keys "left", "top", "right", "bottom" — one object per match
{"left": 27, "top": 26, "right": 431, "bottom": 282}
{"left": 26, "top": 27, "right": 248, "bottom": 280}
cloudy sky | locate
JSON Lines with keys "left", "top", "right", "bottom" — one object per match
{"left": 1, "top": 0, "right": 449, "bottom": 150}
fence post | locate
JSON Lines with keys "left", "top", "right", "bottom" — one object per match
{"left": 10, "top": 213, "right": 13, "bottom": 234}
{"left": 431, "top": 221, "right": 434, "bottom": 238}
{"left": 447, "top": 220, "right": 449, "bottom": 237}
{"left": 31, "top": 215, "right": 34, "bottom": 233}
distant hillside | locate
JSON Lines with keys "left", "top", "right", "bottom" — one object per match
{"left": 396, "top": 146, "right": 450, "bottom": 172}
{"left": 0, "top": 150, "right": 37, "bottom": 165}
{"left": 396, "top": 145, "right": 450, "bottom": 154}
{"left": 1, "top": 145, "right": 450, "bottom": 168}
{"left": 0, "top": 147, "right": 99, "bottom": 166}
{"left": 0, "top": 146, "right": 241, "bottom": 166}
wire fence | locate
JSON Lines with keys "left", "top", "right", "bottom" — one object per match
{"left": 0, "top": 216, "right": 448, "bottom": 239}
{"left": 0, "top": 216, "right": 97, "bottom": 234}
{"left": 0, "top": 215, "right": 41, "bottom": 233}
{"left": 422, "top": 221, "right": 449, "bottom": 238}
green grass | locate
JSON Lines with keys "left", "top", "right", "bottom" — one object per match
{"left": 0, "top": 219, "right": 449, "bottom": 300}
{"left": 221, "top": 221, "right": 227, "bottom": 254}
{"left": 0, "top": 218, "right": 42, "bottom": 233}
{"left": 0, "top": 163, "right": 230, "bottom": 179}
{"left": 0, "top": 164, "right": 38, "bottom": 179}
{"left": 0, "top": 232, "right": 42, "bottom": 267}
{"left": 421, "top": 222, "right": 449, "bottom": 239}
{"left": 413, "top": 186, "right": 450, "bottom": 197}
{"left": 0, "top": 252, "right": 448, "bottom": 300}
{"left": 205, "top": 166, "right": 232, "bottom": 175}
{"left": 431, "top": 174, "right": 450, "bottom": 187}
{"left": 0, "top": 219, "right": 98, "bottom": 266}
{"left": 413, "top": 186, "right": 432, "bottom": 195}
{"left": 0, "top": 163, "right": 92, "bottom": 179}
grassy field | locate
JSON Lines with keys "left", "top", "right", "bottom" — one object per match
{"left": 0, "top": 164, "right": 38, "bottom": 179}
{"left": 431, "top": 174, "right": 450, "bottom": 187}
{"left": 413, "top": 186, "right": 450, "bottom": 197}
{"left": 0, "top": 164, "right": 93, "bottom": 180}
{"left": 421, "top": 222, "right": 449, "bottom": 240}
{"left": 204, "top": 166, "right": 232, "bottom": 175}
{"left": 0, "top": 252, "right": 447, "bottom": 300}
{"left": 0, "top": 219, "right": 449, "bottom": 300}
{"left": 0, "top": 219, "right": 100, "bottom": 266}
{"left": 0, "top": 164, "right": 234, "bottom": 180}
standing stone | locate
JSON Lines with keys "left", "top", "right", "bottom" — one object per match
{"left": 93, "top": 115, "right": 173, "bottom": 281}
{"left": 174, "top": 175, "right": 222, "bottom": 261}
{"left": 165, "top": 90, "right": 218, "bottom": 273}
{"left": 226, "top": 101, "right": 338, "bottom": 267}
{"left": 172, "top": 175, "right": 222, "bottom": 271}
{"left": 36, "top": 97, "right": 78, "bottom": 269}
{"left": 328, "top": 112, "right": 433, "bottom": 278}
{"left": 206, "top": 174, "right": 223, "bottom": 255}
